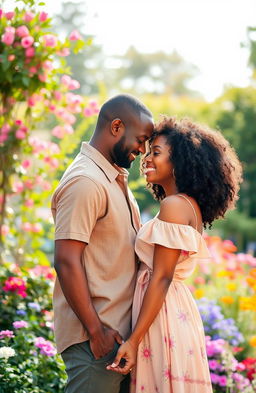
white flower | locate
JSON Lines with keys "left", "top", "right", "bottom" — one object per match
{"left": 0, "top": 346, "right": 16, "bottom": 359}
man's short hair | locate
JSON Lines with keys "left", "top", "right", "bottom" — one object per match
{"left": 97, "top": 94, "right": 152, "bottom": 127}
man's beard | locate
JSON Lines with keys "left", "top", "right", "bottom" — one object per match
{"left": 112, "top": 136, "right": 133, "bottom": 168}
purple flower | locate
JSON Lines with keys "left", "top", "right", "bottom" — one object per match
{"left": 28, "top": 302, "right": 41, "bottom": 311}
{"left": 16, "top": 309, "right": 27, "bottom": 316}
{"left": 0, "top": 330, "right": 15, "bottom": 339}
{"left": 13, "top": 320, "right": 28, "bottom": 329}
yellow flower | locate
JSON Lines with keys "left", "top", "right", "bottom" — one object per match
{"left": 217, "top": 270, "right": 229, "bottom": 277}
{"left": 226, "top": 283, "right": 236, "bottom": 291}
{"left": 239, "top": 296, "right": 256, "bottom": 311}
{"left": 249, "top": 336, "right": 256, "bottom": 347}
{"left": 220, "top": 296, "right": 234, "bottom": 305}
{"left": 194, "top": 289, "right": 204, "bottom": 299}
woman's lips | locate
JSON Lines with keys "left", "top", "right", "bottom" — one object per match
{"left": 144, "top": 167, "right": 156, "bottom": 174}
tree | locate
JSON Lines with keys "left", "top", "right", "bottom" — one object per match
{"left": 53, "top": 0, "right": 104, "bottom": 95}
{"left": 109, "top": 46, "right": 200, "bottom": 96}
{"left": 0, "top": 0, "right": 99, "bottom": 263}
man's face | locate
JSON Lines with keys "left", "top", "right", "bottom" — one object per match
{"left": 113, "top": 113, "right": 154, "bottom": 168}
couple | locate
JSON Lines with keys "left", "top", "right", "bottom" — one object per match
{"left": 51, "top": 94, "right": 242, "bottom": 393}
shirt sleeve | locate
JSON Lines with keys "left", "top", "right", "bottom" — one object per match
{"left": 53, "top": 176, "right": 106, "bottom": 243}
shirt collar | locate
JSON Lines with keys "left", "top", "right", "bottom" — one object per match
{"left": 80, "top": 142, "right": 128, "bottom": 182}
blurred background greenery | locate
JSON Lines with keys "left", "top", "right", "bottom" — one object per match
{"left": 42, "top": 0, "right": 256, "bottom": 252}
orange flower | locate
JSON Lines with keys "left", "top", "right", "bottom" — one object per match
{"left": 220, "top": 296, "right": 234, "bottom": 305}
{"left": 249, "top": 336, "right": 256, "bottom": 347}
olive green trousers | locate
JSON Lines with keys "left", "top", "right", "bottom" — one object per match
{"left": 61, "top": 341, "right": 130, "bottom": 393}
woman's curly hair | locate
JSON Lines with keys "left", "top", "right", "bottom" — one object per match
{"left": 145, "top": 116, "right": 243, "bottom": 228}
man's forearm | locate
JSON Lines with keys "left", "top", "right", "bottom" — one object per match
{"left": 55, "top": 260, "right": 103, "bottom": 337}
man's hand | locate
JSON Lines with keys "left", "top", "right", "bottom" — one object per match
{"left": 89, "top": 326, "right": 123, "bottom": 359}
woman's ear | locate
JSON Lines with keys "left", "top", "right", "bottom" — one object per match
{"left": 111, "top": 118, "right": 125, "bottom": 137}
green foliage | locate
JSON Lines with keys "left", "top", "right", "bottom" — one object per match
{"left": 0, "top": 263, "right": 66, "bottom": 392}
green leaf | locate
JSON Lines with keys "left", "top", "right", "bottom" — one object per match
{"left": 22, "top": 76, "right": 30, "bottom": 87}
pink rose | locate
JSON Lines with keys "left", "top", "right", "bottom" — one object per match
{"left": 0, "top": 9, "right": 3, "bottom": 18}
{"left": 1, "top": 224, "right": 10, "bottom": 236}
{"left": 5, "top": 11, "right": 14, "bottom": 20}
{"left": 16, "top": 25, "right": 29, "bottom": 38}
{"left": 22, "top": 159, "right": 31, "bottom": 169}
{"left": 43, "top": 34, "right": 57, "bottom": 47}
{"left": 24, "top": 199, "right": 34, "bottom": 207}
{"left": 38, "top": 73, "right": 47, "bottom": 82}
{"left": 0, "top": 134, "right": 8, "bottom": 143}
{"left": 21, "top": 36, "right": 34, "bottom": 48}
{"left": 54, "top": 91, "right": 62, "bottom": 100}
{"left": 22, "top": 222, "right": 32, "bottom": 232}
{"left": 31, "top": 223, "right": 42, "bottom": 233}
{"left": 1, "top": 31, "right": 15, "bottom": 46}
{"left": 84, "top": 107, "right": 93, "bottom": 117}
{"left": 1, "top": 124, "right": 11, "bottom": 134}
{"left": 61, "top": 74, "right": 71, "bottom": 87}
{"left": 27, "top": 96, "right": 36, "bottom": 107}
{"left": 29, "top": 66, "right": 37, "bottom": 75}
{"left": 25, "top": 47, "right": 35, "bottom": 57}
{"left": 6, "top": 26, "right": 15, "bottom": 34}
{"left": 24, "top": 11, "right": 34, "bottom": 22}
{"left": 69, "top": 30, "right": 81, "bottom": 41}
{"left": 57, "top": 47, "right": 70, "bottom": 57}
{"left": 13, "top": 181, "right": 24, "bottom": 193}
{"left": 68, "top": 79, "right": 80, "bottom": 90}
{"left": 15, "top": 129, "right": 27, "bottom": 139}
{"left": 39, "top": 11, "right": 48, "bottom": 22}
{"left": 42, "top": 60, "right": 53, "bottom": 71}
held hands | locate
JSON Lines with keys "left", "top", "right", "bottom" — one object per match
{"left": 90, "top": 326, "right": 123, "bottom": 359}
{"left": 106, "top": 339, "right": 138, "bottom": 375}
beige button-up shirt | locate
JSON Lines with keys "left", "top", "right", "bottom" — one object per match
{"left": 51, "top": 142, "right": 140, "bottom": 353}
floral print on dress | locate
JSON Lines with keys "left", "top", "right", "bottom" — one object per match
{"left": 131, "top": 219, "right": 213, "bottom": 393}
{"left": 177, "top": 309, "right": 190, "bottom": 323}
{"left": 141, "top": 346, "right": 152, "bottom": 361}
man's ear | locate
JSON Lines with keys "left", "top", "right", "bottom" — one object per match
{"left": 111, "top": 118, "right": 125, "bottom": 137}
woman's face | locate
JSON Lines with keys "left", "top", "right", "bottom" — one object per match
{"left": 143, "top": 135, "right": 173, "bottom": 186}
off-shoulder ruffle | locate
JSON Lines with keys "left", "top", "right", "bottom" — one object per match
{"left": 135, "top": 217, "right": 210, "bottom": 259}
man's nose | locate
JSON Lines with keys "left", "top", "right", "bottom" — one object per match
{"left": 138, "top": 143, "right": 146, "bottom": 154}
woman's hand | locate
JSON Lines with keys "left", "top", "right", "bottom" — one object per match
{"left": 106, "top": 340, "right": 137, "bottom": 375}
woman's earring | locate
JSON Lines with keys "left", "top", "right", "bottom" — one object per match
{"left": 172, "top": 168, "right": 176, "bottom": 181}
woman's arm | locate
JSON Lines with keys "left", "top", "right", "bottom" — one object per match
{"left": 107, "top": 196, "right": 188, "bottom": 374}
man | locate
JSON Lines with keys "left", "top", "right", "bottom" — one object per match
{"left": 51, "top": 94, "right": 154, "bottom": 393}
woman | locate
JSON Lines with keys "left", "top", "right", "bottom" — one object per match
{"left": 107, "top": 117, "right": 242, "bottom": 392}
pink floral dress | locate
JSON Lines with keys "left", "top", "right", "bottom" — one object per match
{"left": 131, "top": 217, "right": 213, "bottom": 393}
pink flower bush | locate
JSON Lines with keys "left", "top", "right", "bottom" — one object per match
{"left": 21, "top": 35, "right": 34, "bottom": 48}
{"left": 1, "top": 27, "right": 15, "bottom": 45}
{"left": 34, "top": 337, "right": 57, "bottom": 356}
{"left": 3, "top": 277, "right": 27, "bottom": 298}
{"left": 0, "top": 330, "right": 15, "bottom": 339}
{"left": 16, "top": 25, "right": 29, "bottom": 38}
{"left": 69, "top": 30, "right": 82, "bottom": 41}
{"left": 39, "top": 11, "right": 48, "bottom": 22}
{"left": 13, "top": 320, "right": 28, "bottom": 329}
{"left": 42, "top": 34, "right": 57, "bottom": 47}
